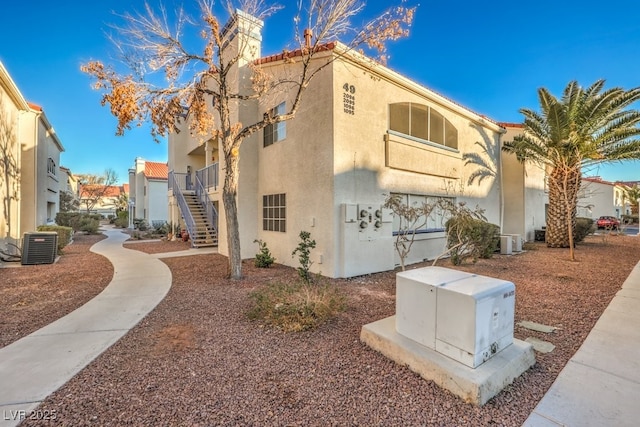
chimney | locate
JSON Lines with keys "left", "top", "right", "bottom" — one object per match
{"left": 304, "top": 28, "right": 313, "bottom": 49}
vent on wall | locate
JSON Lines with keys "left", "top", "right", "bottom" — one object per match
{"left": 22, "top": 232, "right": 58, "bottom": 265}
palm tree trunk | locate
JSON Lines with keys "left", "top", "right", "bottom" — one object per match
{"left": 546, "top": 166, "right": 580, "bottom": 250}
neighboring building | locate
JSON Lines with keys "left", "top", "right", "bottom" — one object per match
{"left": 578, "top": 177, "right": 626, "bottom": 219}
{"left": 1, "top": 61, "right": 64, "bottom": 254}
{"left": 129, "top": 158, "right": 168, "bottom": 226}
{"left": 60, "top": 166, "right": 79, "bottom": 198}
{"left": 168, "top": 11, "right": 514, "bottom": 278}
{"left": 79, "top": 184, "right": 127, "bottom": 217}
{"left": 499, "top": 123, "right": 548, "bottom": 241}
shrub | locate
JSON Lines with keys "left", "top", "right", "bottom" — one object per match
{"left": 152, "top": 221, "right": 169, "bottom": 235}
{"left": 292, "top": 231, "right": 316, "bottom": 283}
{"left": 248, "top": 281, "right": 345, "bottom": 332}
{"left": 114, "top": 211, "right": 129, "bottom": 228}
{"left": 133, "top": 218, "right": 149, "bottom": 231}
{"left": 79, "top": 217, "right": 100, "bottom": 234}
{"left": 36, "top": 225, "right": 73, "bottom": 253}
{"left": 574, "top": 217, "right": 595, "bottom": 242}
{"left": 254, "top": 239, "right": 275, "bottom": 268}
{"left": 445, "top": 217, "right": 500, "bottom": 265}
{"left": 622, "top": 214, "right": 639, "bottom": 224}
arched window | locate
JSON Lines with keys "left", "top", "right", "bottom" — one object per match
{"left": 389, "top": 102, "right": 458, "bottom": 150}
{"left": 47, "top": 157, "right": 56, "bottom": 175}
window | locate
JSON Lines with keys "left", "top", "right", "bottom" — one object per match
{"left": 47, "top": 158, "right": 56, "bottom": 175}
{"left": 390, "top": 193, "right": 453, "bottom": 234}
{"left": 389, "top": 103, "right": 458, "bottom": 150}
{"left": 263, "top": 102, "right": 286, "bottom": 147}
{"left": 263, "top": 193, "right": 286, "bottom": 232}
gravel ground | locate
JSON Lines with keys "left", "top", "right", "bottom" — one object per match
{"left": 12, "top": 233, "right": 640, "bottom": 426}
{"left": 0, "top": 233, "right": 111, "bottom": 348}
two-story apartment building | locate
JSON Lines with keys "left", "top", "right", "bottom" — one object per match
{"left": 1, "top": 61, "right": 64, "bottom": 254}
{"left": 128, "top": 157, "right": 168, "bottom": 226}
{"left": 168, "top": 11, "right": 521, "bottom": 278}
{"left": 578, "top": 177, "right": 628, "bottom": 219}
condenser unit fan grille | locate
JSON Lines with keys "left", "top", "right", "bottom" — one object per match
{"left": 22, "top": 232, "right": 58, "bottom": 265}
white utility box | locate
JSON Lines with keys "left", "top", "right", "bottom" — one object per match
{"left": 396, "top": 267, "right": 515, "bottom": 368}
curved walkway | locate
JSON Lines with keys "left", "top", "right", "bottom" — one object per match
{"left": 524, "top": 260, "right": 640, "bottom": 426}
{"left": 0, "top": 227, "right": 173, "bottom": 427}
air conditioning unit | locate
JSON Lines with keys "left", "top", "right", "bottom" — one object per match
{"left": 22, "top": 232, "right": 58, "bottom": 265}
{"left": 396, "top": 267, "right": 515, "bottom": 368}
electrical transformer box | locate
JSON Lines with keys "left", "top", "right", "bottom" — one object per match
{"left": 396, "top": 267, "right": 515, "bottom": 368}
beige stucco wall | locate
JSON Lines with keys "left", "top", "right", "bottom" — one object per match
{"left": 0, "top": 68, "right": 25, "bottom": 249}
{"left": 501, "top": 126, "right": 547, "bottom": 241}
{"left": 332, "top": 56, "right": 504, "bottom": 274}
{"left": 579, "top": 179, "right": 616, "bottom": 219}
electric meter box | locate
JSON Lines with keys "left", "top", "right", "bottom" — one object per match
{"left": 396, "top": 267, "right": 515, "bottom": 368}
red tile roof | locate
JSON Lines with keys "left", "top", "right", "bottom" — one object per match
{"left": 122, "top": 183, "right": 130, "bottom": 194}
{"left": 80, "top": 185, "right": 123, "bottom": 198}
{"left": 498, "top": 122, "right": 524, "bottom": 128}
{"left": 144, "top": 161, "right": 168, "bottom": 180}
{"left": 583, "top": 176, "right": 616, "bottom": 186}
{"left": 256, "top": 42, "right": 336, "bottom": 65}
{"left": 28, "top": 102, "right": 42, "bottom": 112}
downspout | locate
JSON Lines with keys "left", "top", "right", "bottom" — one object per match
{"left": 498, "top": 128, "right": 507, "bottom": 233}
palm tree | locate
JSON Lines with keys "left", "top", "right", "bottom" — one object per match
{"left": 503, "top": 80, "right": 640, "bottom": 260}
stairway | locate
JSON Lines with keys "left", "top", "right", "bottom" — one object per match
{"left": 181, "top": 192, "right": 218, "bottom": 247}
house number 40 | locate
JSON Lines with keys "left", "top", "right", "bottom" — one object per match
{"left": 343, "top": 83, "right": 356, "bottom": 94}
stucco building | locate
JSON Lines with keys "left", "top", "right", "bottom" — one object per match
{"left": 129, "top": 158, "right": 168, "bottom": 226}
{"left": 1, "top": 61, "right": 64, "bottom": 254}
{"left": 167, "top": 11, "right": 534, "bottom": 278}
{"left": 578, "top": 177, "right": 628, "bottom": 219}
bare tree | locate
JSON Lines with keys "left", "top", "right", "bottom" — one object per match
{"left": 78, "top": 168, "right": 119, "bottom": 213}
{"left": 383, "top": 193, "right": 436, "bottom": 271}
{"left": 82, "top": 0, "right": 415, "bottom": 279}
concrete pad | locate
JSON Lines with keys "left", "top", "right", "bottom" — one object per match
{"left": 522, "top": 412, "right": 564, "bottom": 427}
{"left": 604, "top": 294, "right": 640, "bottom": 314}
{"left": 0, "top": 330, "right": 125, "bottom": 406}
{"left": 615, "top": 287, "right": 640, "bottom": 299}
{"left": 360, "top": 316, "right": 535, "bottom": 406}
{"left": 30, "top": 295, "right": 167, "bottom": 335}
{"left": 571, "top": 328, "right": 640, "bottom": 383}
{"left": 524, "top": 360, "right": 640, "bottom": 427}
{"left": 591, "top": 308, "right": 640, "bottom": 339}
{"left": 151, "top": 247, "right": 218, "bottom": 258}
{"left": 525, "top": 337, "right": 556, "bottom": 353}
{"left": 517, "top": 321, "right": 558, "bottom": 333}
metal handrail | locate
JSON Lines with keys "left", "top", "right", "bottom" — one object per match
{"left": 169, "top": 171, "right": 196, "bottom": 245}
{"left": 195, "top": 162, "right": 219, "bottom": 191}
{"left": 194, "top": 172, "right": 218, "bottom": 238}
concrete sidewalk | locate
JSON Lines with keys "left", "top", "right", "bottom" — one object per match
{"left": 0, "top": 227, "right": 174, "bottom": 427}
{"left": 524, "top": 260, "right": 640, "bottom": 426}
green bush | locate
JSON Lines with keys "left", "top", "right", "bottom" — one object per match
{"left": 622, "top": 214, "right": 639, "bottom": 224}
{"left": 79, "top": 217, "right": 100, "bottom": 234}
{"left": 575, "top": 217, "right": 595, "bottom": 242}
{"left": 254, "top": 239, "right": 275, "bottom": 268}
{"left": 114, "top": 211, "right": 129, "bottom": 228}
{"left": 36, "top": 225, "right": 73, "bottom": 252}
{"left": 248, "top": 281, "right": 345, "bottom": 332}
{"left": 55, "top": 212, "right": 81, "bottom": 230}
{"left": 445, "top": 217, "right": 500, "bottom": 265}
{"left": 133, "top": 218, "right": 148, "bottom": 231}
{"left": 292, "top": 231, "right": 316, "bottom": 283}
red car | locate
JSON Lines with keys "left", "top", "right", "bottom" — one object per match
{"left": 596, "top": 216, "right": 620, "bottom": 229}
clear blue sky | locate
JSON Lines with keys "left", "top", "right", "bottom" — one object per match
{"left": 1, "top": 0, "right": 639, "bottom": 184}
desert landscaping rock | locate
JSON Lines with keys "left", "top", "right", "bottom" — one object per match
{"left": 4, "top": 234, "right": 639, "bottom": 426}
